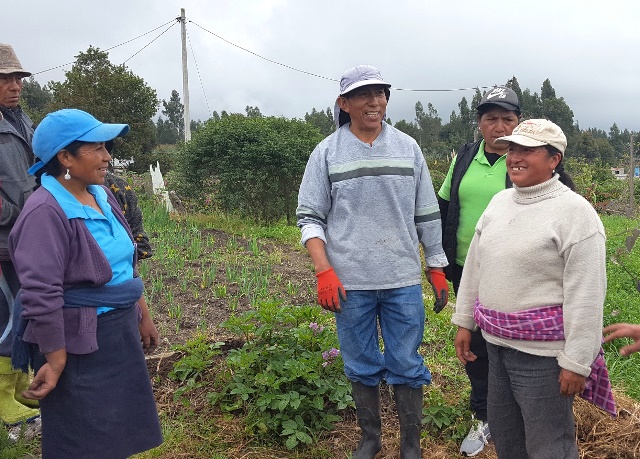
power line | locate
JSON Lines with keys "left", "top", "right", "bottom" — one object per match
{"left": 189, "top": 20, "right": 339, "bottom": 83}
{"left": 32, "top": 19, "right": 178, "bottom": 75}
{"left": 122, "top": 21, "right": 178, "bottom": 64}
{"left": 188, "top": 20, "right": 489, "bottom": 94}
{"left": 31, "top": 14, "right": 492, "bottom": 96}
{"left": 186, "top": 28, "right": 211, "bottom": 115}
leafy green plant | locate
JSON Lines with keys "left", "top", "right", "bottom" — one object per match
{"left": 421, "top": 389, "right": 470, "bottom": 441}
{"left": 175, "top": 115, "right": 324, "bottom": 224}
{"left": 210, "top": 301, "right": 351, "bottom": 450}
{"left": 169, "top": 334, "right": 225, "bottom": 399}
{"left": 0, "top": 423, "right": 40, "bottom": 459}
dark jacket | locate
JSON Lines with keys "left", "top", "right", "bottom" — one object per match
{"left": 439, "top": 140, "right": 512, "bottom": 279}
{"left": 0, "top": 108, "right": 36, "bottom": 260}
{"left": 9, "top": 185, "right": 138, "bottom": 354}
{"left": 104, "top": 171, "right": 153, "bottom": 260}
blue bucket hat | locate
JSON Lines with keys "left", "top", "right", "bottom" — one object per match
{"left": 29, "top": 109, "right": 129, "bottom": 175}
{"left": 333, "top": 65, "right": 391, "bottom": 129}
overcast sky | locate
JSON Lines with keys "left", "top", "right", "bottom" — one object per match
{"left": 5, "top": 1, "right": 639, "bottom": 133}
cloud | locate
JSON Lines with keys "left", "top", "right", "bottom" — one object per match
{"left": 7, "top": 0, "right": 639, "bottom": 132}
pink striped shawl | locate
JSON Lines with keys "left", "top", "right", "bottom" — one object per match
{"left": 474, "top": 300, "right": 616, "bottom": 417}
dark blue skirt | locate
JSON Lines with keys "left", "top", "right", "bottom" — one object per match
{"left": 34, "top": 306, "right": 163, "bottom": 459}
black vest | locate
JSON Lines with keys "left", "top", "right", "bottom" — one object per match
{"left": 440, "top": 140, "right": 512, "bottom": 278}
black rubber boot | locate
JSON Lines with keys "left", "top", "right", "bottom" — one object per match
{"left": 351, "top": 381, "right": 382, "bottom": 459}
{"left": 393, "top": 384, "right": 423, "bottom": 459}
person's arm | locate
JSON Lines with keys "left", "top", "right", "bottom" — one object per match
{"left": 296, "top": 144, "right": 345, "bottom": 312}
{"left": 305, "top": 237, "right": 330, "bottom": 273}
{"left": 22, "top": 348, "right": 66, "bottom": 400}
{"left": 437, "top": 196, "right": 449, "bottom": 232}
{"left": 603, "top": 323, "right": 640, "bottom": 356}
{"left": 304, "top": 237, "right": 345, "bottom": 313}
{"left": 414, "top": 157, "right": 448, "bottom": 269}
{"left": 0, "top": 191, "right": 23, "bottom": 229}
{"left": 557, "top": 218, "right": 607, "bottom": 395}
{"left": 137, "top": 295, "right": 158, "bottom": 353}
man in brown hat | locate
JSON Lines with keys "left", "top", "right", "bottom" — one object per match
{"left": 0, "top": 43, "right": 39, "bottom": 428}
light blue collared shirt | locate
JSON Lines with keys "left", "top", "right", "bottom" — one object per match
{"left": 41, "top": 174, "right": 134, "bottom": 313}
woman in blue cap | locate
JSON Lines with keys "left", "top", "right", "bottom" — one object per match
{"left": 8, "top": 109, "right": 162, "bottom": 458}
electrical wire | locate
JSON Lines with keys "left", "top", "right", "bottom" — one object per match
{"left": 188, "top": 20, "right": 489, "bottom": 93}
{"left": 189, "top": 20, "right": 339, "bottom": 83}
{"left": 32, "top": 15, "right": 492, "bottom": 95}
{"left": 32, "top": 19, "right": 178, "bottom": 75}
{"left": 186, "top": 29, "right": 211, "bottom": 115}
{"left": 122, "top": 21, "right": 178, "bottom": 64}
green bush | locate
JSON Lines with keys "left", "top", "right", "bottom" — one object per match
{"left": 175, "top": 115, "right": 324, "bottom": 224}
{"left": 427, "top": 157, "right": 453, "bottom": 196}
{"left": 210, "top": 301, "right": 350, "bottom": 450}
{"left": 565, "top": 158, "right": 627, "bottom": 206}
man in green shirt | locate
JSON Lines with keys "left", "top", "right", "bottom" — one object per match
{"left": 438, "top": 86, "right": 520, "bottom": 457}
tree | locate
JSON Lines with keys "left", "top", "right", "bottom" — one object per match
{"left": 190, "top": 119, "right": 203, "bottom": 134}
{"left": 156, "top": 116, "right": 179, "bottom": 145}
{"left": 304, "top": 107, "right": 335, "bottom": 137}
{"left": 177, "top": 115, "right": 324, "bottom": 224}
{"left": 414, "top": 101, "right": 442, "bottom": 153}
{"left": 520, "top": 89, "right": 542, "bottom": 119}
{"left": 394, "top": 119, "right": 420, "bottom": 144}
{"left": 594, "top": 138, "right": 615, "bottom": 164}
{"left": 541, "top": 79, "right": 556, "bottom": 100}
{"left": 20, "top": 76, "right": 53, "bottom": 123}
{"left": 505, "top": 76, "right": 523, "bottom": 106}
{"left": 47, "top": 46, "right": 159, "bottom": 172}
{"left": 161, "top": 89, "right": 184, "bottom": 141}
{"left": 541, "top": 97, "right": 574, "bottom": 139}
{"left": 471, "top": 88, "right": 483, "bottom": 113}
{"left": 573, "top": 131, "right": 599, "bottom": 161}
{"left": 245, "top": 105, "right": 262, "bottom": 118}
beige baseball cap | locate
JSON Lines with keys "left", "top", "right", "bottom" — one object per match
{"left": 497, "top": 119, "right": 567, "bottom": 156}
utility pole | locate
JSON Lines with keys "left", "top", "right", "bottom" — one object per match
{"left": 180, "top": 8, "right": 191, "bottom": 142}
{"left": 629, "top": 134, "right": 635, "bottom": 217}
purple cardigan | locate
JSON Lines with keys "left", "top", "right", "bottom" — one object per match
{"left": 8, "top": 185, "right": 138, "bottom": 354}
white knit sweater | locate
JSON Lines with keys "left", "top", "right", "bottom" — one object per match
{"left": 452, "top": 175, "right": 606, "bottom": 377}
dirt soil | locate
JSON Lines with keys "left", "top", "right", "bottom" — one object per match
{"left": 141, "top": 229, "right": 640, "bottom": 459}
{"left": 147, "top": 227, "right": 316, "bottom": 353}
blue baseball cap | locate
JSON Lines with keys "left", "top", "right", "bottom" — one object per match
{"left": 29, "top": 109, "right": 129, "bottom": 175}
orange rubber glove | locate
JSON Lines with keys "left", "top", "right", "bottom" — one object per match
{"left": 316, "top": 267, "right": 346, "bottom": 313}
{"left": 429, "top": 270, "right": 449, "bottom": 313}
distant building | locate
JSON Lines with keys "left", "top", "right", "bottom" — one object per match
{"left": 612, "top": 167, "right": 628, "bottom": 180}
{"left": 112, "top": 157, "right": 134, "bottom": 172}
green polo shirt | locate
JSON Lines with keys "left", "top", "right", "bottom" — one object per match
{"left": 438, "top": 140, "right": 508, "bottom": 265}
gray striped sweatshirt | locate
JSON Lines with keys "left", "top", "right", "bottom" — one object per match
{"left": 297, "top": 123, "right": 447, "bottom": 290}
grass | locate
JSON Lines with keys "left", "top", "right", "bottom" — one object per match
{"left": 600, "top": 214, "right": 640, "bottom": 399}
{"left": 4, "top": 199, "right": 640, "bottom": 458}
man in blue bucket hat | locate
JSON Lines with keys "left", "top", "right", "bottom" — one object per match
{"left": 297, "top": 65, "right": 449, "bottom": 458}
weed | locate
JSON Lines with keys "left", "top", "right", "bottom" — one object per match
{"left": 169, "top": 335, "right": 225, "bottom": 399}
{"left": 211, "top": 302, "right": 351, "bottom": 450}
{"left": 215, "top": 284, "right": 227, "bottom": 298}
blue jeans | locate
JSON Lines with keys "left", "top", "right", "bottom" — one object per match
{"left": 486, "top": 343, "right": 578, "bottom": 459}
{"left": 334, "top": 285, "right": 431, "bottom": 388}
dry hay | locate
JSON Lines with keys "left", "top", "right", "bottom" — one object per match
{"left": 146, "top": 351, "right": 640, "bottom": 458}
{"left": 576, "top": 390, "right": 640, "bottom": 458}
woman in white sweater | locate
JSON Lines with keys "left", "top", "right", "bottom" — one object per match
{"left": 452, "top": 119, "right": 614, "bottom": 459}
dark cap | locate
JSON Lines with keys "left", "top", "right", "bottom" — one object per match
{"left": 477, "top": 86, "right": 520, "bottom": 113}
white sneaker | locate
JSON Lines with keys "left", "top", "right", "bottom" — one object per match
{"left": 460, "top": 420, "right": 490, "bottom": 457}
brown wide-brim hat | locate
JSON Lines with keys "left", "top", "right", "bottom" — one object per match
{"left": 0, "top": 43, "right": 31, "bottom": 77}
